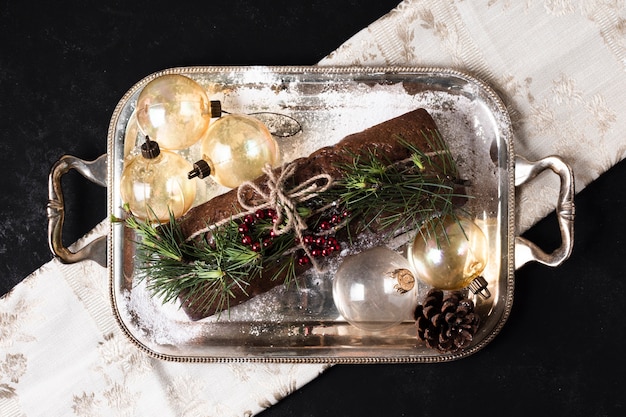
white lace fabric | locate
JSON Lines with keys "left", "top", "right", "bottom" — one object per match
{"left": 2, "top": 1, "right": 625, "bottom": 415}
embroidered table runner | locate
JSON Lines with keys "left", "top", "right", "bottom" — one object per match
{"left": 2, "top": 1, "right": 625, "bottom": 416}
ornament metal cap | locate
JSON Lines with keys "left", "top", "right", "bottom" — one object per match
{"left": 209, "top": 100, "right": 222, "bottom": 118}
{"left": 140, "top": 136, "right": 160, "bottom": 159}
{"left": 468, "top": 275, "right": 491, "bottom": 299}
{"left": 392, "top": 268, "right": 415, "bottom": 294}
{"left": 188, "top": 159, "right": 211, "bottom": 179}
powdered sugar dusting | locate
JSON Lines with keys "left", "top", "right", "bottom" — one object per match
{"left": 124, "top": 280, "right": 200, "bottom": 345}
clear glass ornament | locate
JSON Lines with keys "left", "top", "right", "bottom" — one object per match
{"left": 136, "top": 74, "right": 211, "bottom": 150}
{"left": 332, "top": 247, "right": 418, "bottom": 332}
{"left": 188, "top": 114, "right": 279, "bottom": 189}
{"left": 409, "top": 215, "right": 488, "bottom": 290}
{"left": 120, "top": 137, "right": 196, "bottom": 222}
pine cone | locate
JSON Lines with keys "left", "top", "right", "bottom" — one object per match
{"left": 414, "top": 289, "right": 480, "bottom": 353}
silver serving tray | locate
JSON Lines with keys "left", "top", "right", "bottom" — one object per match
{"left": 47, "top": 66, "right": 574, "bottom": 363}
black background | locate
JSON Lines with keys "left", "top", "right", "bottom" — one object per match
{"left": 1, "top": 1, "right": 624, "bottom": 416}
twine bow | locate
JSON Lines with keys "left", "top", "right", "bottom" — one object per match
{"left": 237, "top": 162, "right": 333, "bottom": 270}
{"left": 238, "top": 162, "right": 332, "bottom": 235}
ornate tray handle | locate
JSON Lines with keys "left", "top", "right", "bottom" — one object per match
{"left": 47, "top": 154, "right": 108, "bottom": 267}
{"left": 514, "top": 155, "right": 575, "bottom": 269}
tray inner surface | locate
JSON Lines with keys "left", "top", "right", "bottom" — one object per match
{"left": 109, "top": 68, "right": 512, "bottom": 361}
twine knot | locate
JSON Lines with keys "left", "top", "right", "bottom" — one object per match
{"left": 237, "top": 162, "right": 332, "bottom": 237}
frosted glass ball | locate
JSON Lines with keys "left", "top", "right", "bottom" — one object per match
{"left": 333, "top": 247, "right": 418, "bottom": 332}
{"left": 120, "top": 149, "right": 196, "bottom": 222}
{"left": 409, "top": 215, "right": 488, "bottom": 290}
{"left": 136, "top": 74, "right": 210, "bottom": 150}
{"left": 200, "top": 114, "right": 279, "bottom": 188}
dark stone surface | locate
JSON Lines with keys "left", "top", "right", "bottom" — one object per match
{"left": 1, "top": 2, "right": 624, "bottom": 416}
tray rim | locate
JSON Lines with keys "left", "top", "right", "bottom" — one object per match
{"left": 106, "top": 65, "right": 516, "bottom": 364}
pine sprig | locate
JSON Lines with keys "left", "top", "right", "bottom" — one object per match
{"left": 125, "top": 208, "right": 184, "bottom": 262}
{"left": 128, "top": 211, "right": 298, "bottom": 316}
{"left": 319, "top": 129, "right": 467, "bottom": 239}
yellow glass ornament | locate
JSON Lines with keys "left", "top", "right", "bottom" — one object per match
{"left": 188, "top": 114, "right": 279, "bottom": 188}
{"left": 409, "top": 215, "right": 488, "bottom": 290}
{"left": 120, "top": 137, "right": 196, "bottom": 222}
{"left": 136, "top": 74, "right": 211, "bottom": 150}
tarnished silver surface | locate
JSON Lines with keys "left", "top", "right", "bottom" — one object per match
{"left": 514, "top": 156, "right": 575, "bottom": 269}
{"left": 47, "top": 154, "right": 108, "bottom": 267}
{"left": 96, "top": 66, "right": 573, "bottom": 362}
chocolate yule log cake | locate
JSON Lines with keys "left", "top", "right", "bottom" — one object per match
{"left": 127, "top": 108, "right": 467, "bottom": 321}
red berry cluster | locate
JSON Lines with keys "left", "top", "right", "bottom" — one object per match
{"left": 295, "top": 209, "right": 350, "bottom": 266}
{"left": 237, "top": 206, "right": 351, "bottom": 267}
{"left": 237, "top": 208, "right": 278, "bottom": 252}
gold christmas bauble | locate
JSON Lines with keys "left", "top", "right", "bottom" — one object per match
{"left": 136, "top": 74, "right": 210, "bottom": 150}
{"left": 120, "top": 138, "right": 196, "bottom": 222}
{"left": 409, "top": 215, "right": 488, "bottom": 290}
{"left": 198, "top": 114, "right": 279, "bottom": 188}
